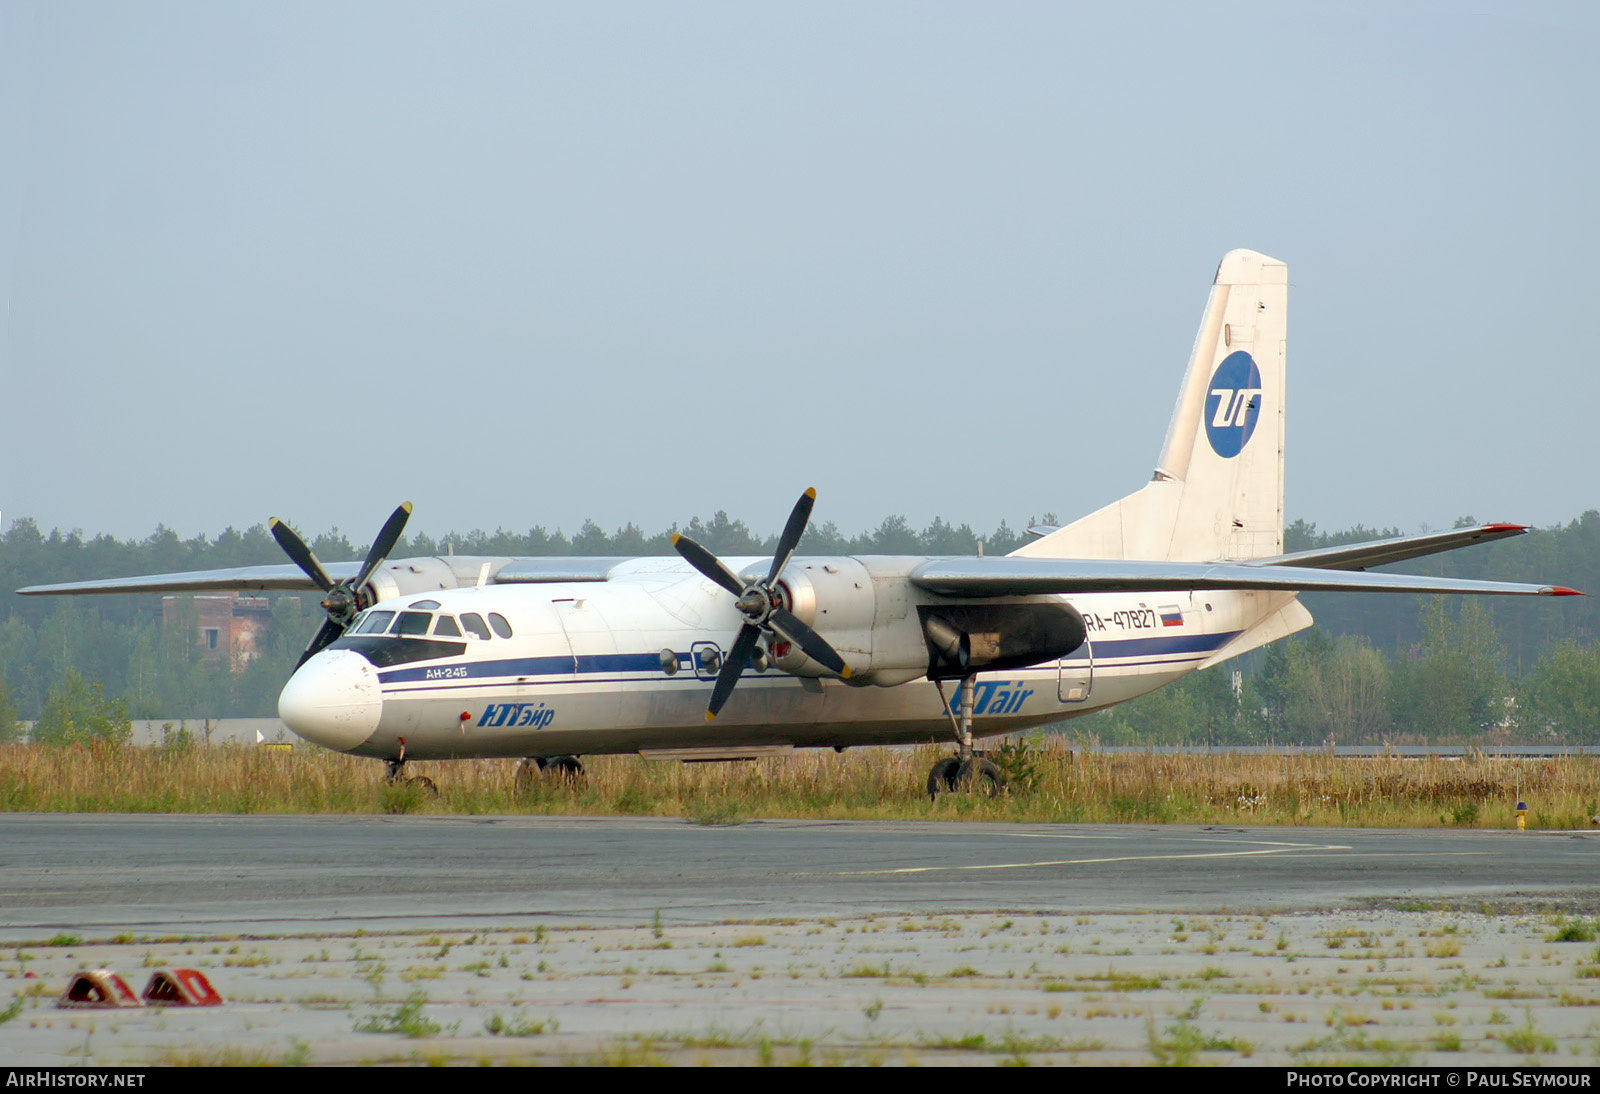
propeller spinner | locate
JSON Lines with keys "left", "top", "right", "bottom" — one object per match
{"left": 270, "top": 502, "right": 413, "bottom": 668}
{"left": 672, "top": 488, "right": 851, "bottom": 721}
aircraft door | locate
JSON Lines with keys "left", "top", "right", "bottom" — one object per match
{"left": 553, "top": 597, "right": 623, "bottom": 729}
{"left": 1058, "top": 640, "right": 1093, "bottom": 703}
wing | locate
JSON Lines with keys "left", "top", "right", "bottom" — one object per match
{"left": 17, "top": 562, "right": 365, "bottom": 596}
{"left": 1252, "top": 523, "right": 1530, "bottom": 571}
{"left": 16, "top": 555, "right": 636, "bottom": 597}
{"left": 909, "top": 557, "right": 1580, "bottom": 598}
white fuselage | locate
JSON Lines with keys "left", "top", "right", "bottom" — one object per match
{"left": 276, "top": 555, "right": 1269, "bottom": 760}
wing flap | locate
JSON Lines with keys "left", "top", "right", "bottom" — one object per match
{"left": 909, "top": 557, "right": 1579, "bottom": 598}
{"left": 489, "top": 558, "right": 630, "bottom": 583}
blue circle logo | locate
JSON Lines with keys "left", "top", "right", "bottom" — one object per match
{"left": 1203, "top": 351, "right": 1262, "bottom": 459}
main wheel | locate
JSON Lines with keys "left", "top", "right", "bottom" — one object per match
{"left": 955, "top": 757, "right": 1005, "bottom": 797}
{"left": 926, "top": 757, "right": 961, "bottom": 799}
{"left": 545, "top": 755, "right": 585, "bottom": 781}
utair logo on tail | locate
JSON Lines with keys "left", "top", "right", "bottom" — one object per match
{"left": 1204, "top": 350, "right": 1262, "bottom": 458}
{"left": 18, "top": 249, "right": 1581, "bottom": 799}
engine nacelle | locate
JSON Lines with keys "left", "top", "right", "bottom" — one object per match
{"left": 361, "top": 557, "right": 468, "bottom": 607}
{"left": 918, "top": 601, "right": 1086, "bottom": 680}
{"left": 757, "top": 558, "right": 879, "bottom": 678}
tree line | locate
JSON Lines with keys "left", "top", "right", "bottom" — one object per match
{"left": 0, "top": 509, "right": 1595, "bottom": 743}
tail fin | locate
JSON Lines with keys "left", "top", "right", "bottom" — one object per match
{"left": 1015, "top": 249, "right": 1287, "bottom": 562}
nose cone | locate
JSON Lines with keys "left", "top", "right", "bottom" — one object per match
{"left": 278, "top": 650, "right": 382, "bottom": 751}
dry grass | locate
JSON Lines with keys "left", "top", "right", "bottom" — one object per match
{"left": 0, "top": 741, "right": 1596, "bottom": 828}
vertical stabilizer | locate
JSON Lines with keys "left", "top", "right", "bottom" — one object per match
{"left": 1014, "top": 249, "right": 1287, "bottom": 562}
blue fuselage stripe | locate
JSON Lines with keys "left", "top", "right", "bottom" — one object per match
{"left": 374, "top": 630, "right": 1240, "bottom": 685}
{"left": 1088, "top": 630, "right": 1239, "bottom": 659}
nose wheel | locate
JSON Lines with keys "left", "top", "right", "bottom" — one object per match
{"left": 514, "top": 755, "right": 586, "bottom": 793}
{"left": 928, "top": 675, "right": 1005, "bottom": 799}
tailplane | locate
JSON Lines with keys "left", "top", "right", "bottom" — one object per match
{"left": 1015, "top": 249, "right": 1287, "bottom": 562}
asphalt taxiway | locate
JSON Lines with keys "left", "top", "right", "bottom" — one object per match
{"left": 4, "top": 815, "right": 1598, "bottom": 938}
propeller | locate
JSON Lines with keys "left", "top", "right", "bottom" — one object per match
{"left": 672, "top": 488, "right": 851, "bottom": 721}
{"left": 270, "top": 502, "right": 413, "bottom": 668}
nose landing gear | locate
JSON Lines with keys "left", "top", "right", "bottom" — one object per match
{"left": 927, "top": 675, "right": 1005, "bottom": 800}
{"left": 383, "top": 738, "right": 438, "bottom": 795}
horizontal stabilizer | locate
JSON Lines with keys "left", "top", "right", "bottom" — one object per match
{"left": 910, "top": 557, "right": 1580, "bottom": 598}
{"left": 1252, "top": 523, "right": 1528, "bottom": 571}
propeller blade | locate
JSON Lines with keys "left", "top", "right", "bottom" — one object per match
{"left": 269, "top": 518, "right": 335, "bottom": 592}
{"left": 706, "top": 623, "right": 762, "bottom": 720}
{"left": 672, "top": 533, "right": 745, "bottom": 596}
{"left": 768, "top": 606, "right": 851, "bottom": 678}
{"left": 352, "top": 501, "right": 413, "bottom": 592}
{"left": 767, "top": 487, "right": 815, "bottom": 586}
{"left": 295, "top": 616, "right": 345, "bottom": 669}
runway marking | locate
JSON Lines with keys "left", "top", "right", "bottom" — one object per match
{"left": 1276, "top": 851, "right": 1493, "bottom": 859}
{"left": 839, "top": 842, "right": 1351, "bottom": 876}
{"left": 1000, "top": 833, "right": 1358, "bottom": 851}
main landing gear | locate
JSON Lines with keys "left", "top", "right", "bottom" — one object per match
{"left": 514, "top": 755, "right": 586, "bottom": 793}
{"left": 384, "top": 739, "right": 438, "bottom": 795}
{"left": 927, "top": 675, "right": 1005, "bottom": 800}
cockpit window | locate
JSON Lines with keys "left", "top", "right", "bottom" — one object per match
{"left": 356, "top": 611, "right": 395, "bottom": 635}
{"left": 433, "top": 615, "right": 462, "bottom": 638}
{"left": 488, "top": 613, "right": 513, "bottom": 639}
{"left": 409, "top": 599, "right": 442, "bottom": 610}
{"left": 460, "top": 613, "right": 492, "bottom": 640}
{"left": 391, "top": 611, "right": 432, "bottom": 637}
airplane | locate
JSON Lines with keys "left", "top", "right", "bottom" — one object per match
{"left": 18, "top": 250, "right": 1580, "bottom": 796}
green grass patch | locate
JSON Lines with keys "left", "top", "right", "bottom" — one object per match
{"left": 4, "top": 743, "right": 1599, "bottom": 829}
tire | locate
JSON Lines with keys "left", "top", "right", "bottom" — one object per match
{"left": 545, "top": 756, "right": 585, "bottom": 781}
{"left": 513, "top": 759, "right": 540, "bottom": 794}
{"left": 955, "top": 758, "right": 1005, "bottom": 798}
{"left": 406, "top": 775, "right": 439, "bottom": 797}
{"left": 926, "top": 757, "right": 961, "bottom": 799}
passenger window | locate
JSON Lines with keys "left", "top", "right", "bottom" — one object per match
{"left": 391, "top": 611, "right": 432, "bottom": 637}
{"left": 357, "top": 611, "right": 395, "bottom": 634}
{"left": 489, "top": 613, "right": 513, "bottom": 639}
{"left": 460, "top": 613, "right": 492, "bottom": 640}
{"left": 433, "top": 615, "right": 462, "bottom": 638}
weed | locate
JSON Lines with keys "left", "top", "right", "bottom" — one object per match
{"left": 484, "top": 1012, "right": 558, "bottom": 1037}
{"left": 355, "top": 992, "right": 441, "bottom": 1038}
{"left": 1547, "top": 917, "right": 1598, "bottom": 943}
{"left": 378, "top": 780, "right": 428, "bottom": 815}
{"left": 990, "top": 738, "right": 1040, "bottom": 792}
{"left": 1145, "top": 1001, "right": 1246, "bottom": 1066}
{"left": 1501, "top": 1012, "right": 1556, "bottom": 1055}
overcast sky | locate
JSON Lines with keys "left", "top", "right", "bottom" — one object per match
{"left": 2, "top": 2, "right": 1595, "bottom": 548}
